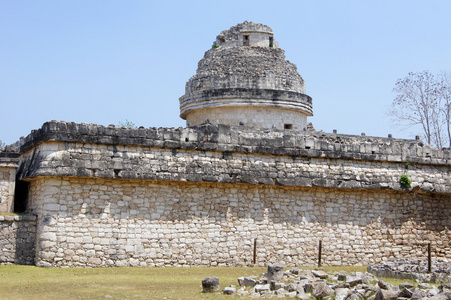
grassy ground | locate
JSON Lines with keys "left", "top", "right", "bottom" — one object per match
{"left": 0, "top": 265, "right": 416, "bottom": 300}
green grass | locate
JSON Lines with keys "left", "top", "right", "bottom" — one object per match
{"left": 0, "top": 265, "right": 419, "bottom": 299}
{"left": 0, "top": 265, "right": 265, "bottom": 300}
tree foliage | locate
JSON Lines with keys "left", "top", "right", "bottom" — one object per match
{"left": 390, "top": 71, "right": 451, "bottom": 149}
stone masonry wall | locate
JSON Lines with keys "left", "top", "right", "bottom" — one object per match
{"left": 184, "top": 106, "right": 308, "bottom": 130}
{"left": 29, "top": 176, "right": 450, "bottom": 268}
{"left": 215, "top": 21, "right": 275, "bottom": 48}
{"left": 16, "top": 139, "right": 451, "bottom": 195}
{"left": 0, "top": 152, "right": 19, "bottom": 212}
{"left": 15, "top": 122, "right": 451, "bottom": 194}
{"left": 9, "top": 121, "right": 451, "bottom": 267}
{"left": 0, "top": 214, "right": 36, "bottom": 265}
{"left": 190, "top": 47, "right": 301, "bottom": 91}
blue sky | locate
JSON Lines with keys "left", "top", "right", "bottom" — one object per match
{"left": 1, "top": 1, "right": 450, "bottom": 145}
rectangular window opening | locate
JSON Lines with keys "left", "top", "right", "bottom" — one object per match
{"left": 284, "top": 124, "right": 293, "bottom": 130}
{"left": 243, "top": 35, "right": 249, "bottom": 46}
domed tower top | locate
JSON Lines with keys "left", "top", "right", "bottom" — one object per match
{"left": 214, "top": 21, "right": 276, "bottom": 48}
{"left": 179, "top": 21, "right": 313, "bottom": 131}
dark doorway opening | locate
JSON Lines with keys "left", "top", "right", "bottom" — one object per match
{"left": 243, "top": 35, "right": 249, "bottom": 46}
{"left": 14, "top": 180, "right": 29, "bottom": 213}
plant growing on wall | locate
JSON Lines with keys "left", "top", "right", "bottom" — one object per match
{"left": 212, "top": 42, "right": 219, "bottom": 48}
{"left": 400, "top": 163, "right": 412, "bottom": 188}
{"left": 400, "top": 174, "right": 412, "bottom": 188}
{"left": 117, "top": 119, "right": 137, "bottom": 128}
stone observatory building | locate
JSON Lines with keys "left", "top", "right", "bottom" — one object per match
{"left": 0, "top": 21, "right": 450, "bottom": 268}
{"left": 180, "top": 21, "right": 312, "bottom": 131}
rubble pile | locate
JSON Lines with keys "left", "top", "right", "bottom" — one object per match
{"left": 368, "top": 259, "right": 451, "bottom": 284}
{"left": 203, "top": 264, "right": 451, "bottom": 299}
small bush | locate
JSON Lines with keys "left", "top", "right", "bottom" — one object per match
{"left": 400, "top": 174, "right": 412, "bottom": 188}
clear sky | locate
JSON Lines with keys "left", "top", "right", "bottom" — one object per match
{"left": 1, "top": 1, "right": 450, "bottom": 145}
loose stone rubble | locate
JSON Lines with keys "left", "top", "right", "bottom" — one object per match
{"left": 368, "top": 259, "right": 451, "bottom": 284}
{"left": 216, "top": 265, "right": 451, "bottom": 299}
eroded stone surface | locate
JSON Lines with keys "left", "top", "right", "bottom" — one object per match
{"left": 226, "top": 267, "right": 450, "bottom": 299}
{"left": 19, "top": 175, "right": 451, "bottom": 268}
{"left": 202, "top": 277, "right": 220, "bottom": 293}
{"left": 0, "top": 215, "right": 36, "bottom": 265}
{"left": 267, "top": 265, "right": 284, "bottom": 282}
{"left": 369, "top": 259, "right": 451, "bottom": 284}
{"left": 0, "top": 152, "right": 19, "bottom": 213}
{"left": 180, "top": 21, "right": 312, "bottom": 130}
{"left": 1, "top": 21, "right": 450, "bottom": 270}
{"left": 14, "top": 122, "right": 451, "bottom": 194}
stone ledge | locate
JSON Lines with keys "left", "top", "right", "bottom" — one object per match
{"left": 0, "top": 151, "right": 20, "bottom": 167}
{"left": 179, "top": 89, "right": 313, "bottom": 119}
{"left": 0, "top": 214, "right": 37, "bottom": 221}
{"left": 14, "top": 121, "right": 451, "bottom": 167}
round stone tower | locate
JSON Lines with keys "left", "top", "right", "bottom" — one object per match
{"left": 179, "top": 21, "right": 313, "bottom": 130}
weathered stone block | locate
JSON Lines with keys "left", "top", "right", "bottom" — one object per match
{"left": 267, "top": 265, "right": 284, "bottom": 282}
{"left": 313, "top": 282, "right": 334, "bottom": 299}
{"left": 202, "top": 277, "right": 220, "bottom": 293}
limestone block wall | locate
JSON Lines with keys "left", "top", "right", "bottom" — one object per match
{"left": 238, "top": 31, "right": 273, "bottom": 48}
{"left": 29, "top": 176, "right": 450, "bottom": 268}
{"left": 16, "top": 138, "right": 451, "bottom": 195}
{"left": 183, "top": 74, "right": 305, "bottom": 97}
{"left": 0, "top": 214, "right": 36, "bottom": 265}
{"left": 10, "top": 121, "right": 451, "bottom": 267}
{"left": 15, "top": 122, "right": 451, "bottom": 194}
{"left": 182, "top": 106, "right": 308, "bottom": 130}
{"left": 216, "top": 22, "right": 275, "bottom": 48}
{"left": 0, "top": 152, "right": 19, "bottom": 212}
{"left": 180, "top": 89, "right": 312, "bottom": 128}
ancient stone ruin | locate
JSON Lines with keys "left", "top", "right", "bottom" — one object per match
{"left": 368, "top": 259, "right": 451, "bottom": 284}
{"left": 180, "top": 21, "right": 312, "bottom": 131}
{"left": 207, "top": 264, "right": 451, "bottom": 299}
{"left": 0, "top": 21, "right": 450, "bottom": 268}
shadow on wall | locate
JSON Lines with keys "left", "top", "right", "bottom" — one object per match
{"left": 12, "top": 181, "right": 35, "bottom": 265}
{"left": 0, "top": 215, "right": 36, "bottom": 265}
{"left": 14, "top": 217, "right": 36, "bottom": 265}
